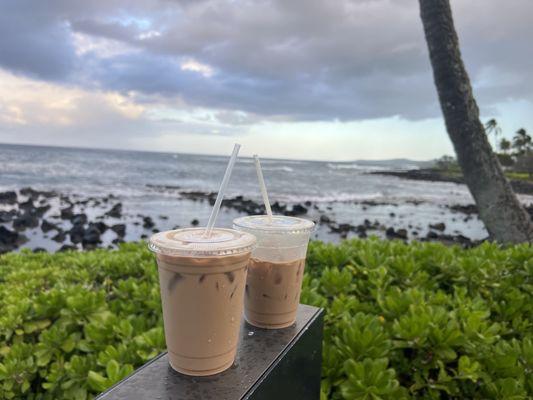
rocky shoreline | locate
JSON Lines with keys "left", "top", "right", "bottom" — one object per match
{"left": 3, "top": 186, "right": 529, "bottom": 254}
{"left": 0, "top": 188, "right": 173, "bottom": 254}
{"left": 369, "top": 168, "right": 533, "bottom": 195}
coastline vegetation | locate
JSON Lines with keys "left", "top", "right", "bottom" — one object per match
{"left": 435, "top": 121, "right": 533, "bottom": 182}
{"left": 1, "top": 240, "right": 531, "bottom": 399}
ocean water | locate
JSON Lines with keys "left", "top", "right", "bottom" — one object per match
{"left": 0, "top": 143, "right": 467, "bottom": 203}
{"left": 1, "top": 143, "right": 531, "bottom": 250}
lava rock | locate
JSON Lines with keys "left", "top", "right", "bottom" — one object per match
{"left": 0, "top": 191, "right": 17, "bottom": 204}
{"left": 111, "top": 224, "right": 126, "bottom": 237}
{"left": 454, "top": 234, "right": 473, "bottom": 247}
{"left": 41, "top": 219, "right": 59, "bottom": 232}
{"left": 319, "top": 215, "right": 331, "bottom": 223}
{"left": 13, "top": 212, "right": 39, "bottom": 231}
{"left": 71, "top": 213, "right": 88, "bottom": 226}
{"left": 190, "top": 218, "right": 199, "bottom": 226}
{"left": 0, "top": 210, "right": 17, "bottom": 223}
{"left": 105, "top": 203, "right": 123, "bottom": 218}
{"left": 60, "top": 206, "right": 74, "bottom": 220}
{"left": 20, "top": 187, "right": 41, "bottom": 200}
{"left": 426, "top": 231, "right": 439, "bottom": 239}
{"left": 51, "top": 231, "right": 67, "bottom": 243}
{"left": 449, "top": 204, "right": 477, "bottom": 215}
{"left": 82, "top": 226, "right": 102, "bottom": 248}
{"left": 0, "top": 226, "right": 27, "bottom": 253}
{"left": 19, "top": 199, "right": 35, "bottom": 211}
{"left": 396, "top": 228, "right": 408, "bottom": 239}
{"left": 356, "top": 225, "right": 367, "bottom": 234}
{"left": 143, "top": 216, "right": 155, "bottom": 229}
{"left": 386, "top": 227, "right": 408, "bottom": 240}
{"left": 58, "top": 244, "right": 77, "bottom": 252}
{"left": 159, "top": 215, "right": 169, "bottom": 220}
{"left": 429, "top": 222, "right": 446, "bottom": 231}
{"left": 69, "top": 224, "right": 85, "bottom": 244}
{"left": 32, "top": 247, "right": 47, "bottom": 253}
{"left": 286, "top": 204, "right": 308, "bottom": 216}
{"left": 35, "top": 205, "right": 51, "bottom": 217}
{"left": 271, "top": 202, "right": 287, "bottom": 213}
{"left": 18, "top": 199, "right": 49, "bottom": 217}
{"left": 330, "top": 223, "right": 354, "bottom": 234}
{"left": 92, "top": 221, "right": 108, "bottom": 233}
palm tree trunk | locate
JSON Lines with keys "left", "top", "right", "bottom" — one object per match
{"left": 418, "top": 0, "right": 533, "bottom": 243}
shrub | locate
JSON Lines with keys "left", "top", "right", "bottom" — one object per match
{"left": 0, "top": 239, "right": 532, "bottom": 399}
{"left": 303, "top": 239, "right": 532, "bottom": 399}
{"left": 0, "top": 243, "right": 163, "bottom": 399}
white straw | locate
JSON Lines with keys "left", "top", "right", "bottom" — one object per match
{"left": 253, "top": 154, "right": 273, "bottom": 222}
{"left": 204, "top": 143, "right": 241, "bottom": 237}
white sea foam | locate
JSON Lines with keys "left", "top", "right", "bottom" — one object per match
{"left": 327, "top": 163, "right": 420, "bottom": 171}
{"left": 262, "top": 166, "right": 294, "bottom": 172}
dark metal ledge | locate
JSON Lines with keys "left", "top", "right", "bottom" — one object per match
{"left": 97, "top": 304, "right": 324, "bottom": 400}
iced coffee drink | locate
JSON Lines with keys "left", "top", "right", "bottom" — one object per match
{"left": 149, "top": 228, "right": 256, "bottom": 376}
{"left": 233, "top": 216, "right": 314, "bottom": 329}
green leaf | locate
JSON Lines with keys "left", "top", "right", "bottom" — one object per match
{"left": 87, "top": 371, "right": 108, "bottom": 392}
{"left": 106, "top": 359, "right": 120, "bottom": 382}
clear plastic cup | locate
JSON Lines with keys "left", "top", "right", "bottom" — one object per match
{"left": 149, "top": 227, "right": 256, "bottom": 376}
{"left": 232, "top": 215, "right": 315, "bottom": 329}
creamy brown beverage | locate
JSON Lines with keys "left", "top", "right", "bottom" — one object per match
{"left": 149, "top": 228, "right": 256, "bottom": 376}
{"left": 233, "top": 215, "right": 314, "bottom": 329}
{"left": 245, "top": 258, "right": 306, "bottom": 328}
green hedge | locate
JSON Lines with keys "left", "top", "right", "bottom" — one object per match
{"left": 0, "top": 240, "right": 531, "bottom": 399}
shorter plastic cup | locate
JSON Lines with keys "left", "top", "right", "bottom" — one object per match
{"left": 233, "top": 215, "right": 315, "bottom": 329}
{"left": 149, "top": 227, "right": 256, "bottom": 376}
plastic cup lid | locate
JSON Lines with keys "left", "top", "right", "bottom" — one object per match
{"left": 149, "top": 227, "right": 256, "bottom": 257}
{"left": 233, "top": 215, "right": 315, "bottom": 234}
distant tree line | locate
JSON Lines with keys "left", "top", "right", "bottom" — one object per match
{"left": 436, "top": 120, "right": 533, "bottom": 178}
{"left": 485, "top": 119, "right": 533, "bottom": 177}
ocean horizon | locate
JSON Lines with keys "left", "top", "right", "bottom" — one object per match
{"left": 1, "top": 142, "right": 531, "bottom": 252}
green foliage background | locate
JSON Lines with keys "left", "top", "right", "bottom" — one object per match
{"left": 0, "top": 240, "right": 532, "bottom": 399}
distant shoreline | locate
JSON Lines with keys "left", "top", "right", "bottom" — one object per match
{"left": 0, "top": 141, "right": 435, "bottom": 165}
{"left": 370, "top": 168, "right": 533, "bottom": 196}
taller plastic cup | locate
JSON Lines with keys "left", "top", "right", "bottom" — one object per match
{"left": 233, "top": 215, "right": 315, "bottom": 329}
{"left": 149, "top": 227, "right": 256, "bottom": 376}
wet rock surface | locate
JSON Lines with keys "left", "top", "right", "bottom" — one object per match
{"left": 371, "top": 169, "right": 533, "bottom": 195}
{"left": 0, "top": 226, "right": 27, "bottom": 252}
{"left": 13, "top": 212, "right": 39, "bottom": 231}
{"left": 1, "top": 186, "right": 528, "bottom": 253}
{"left": 0, "top": 191, "right": 17, "bottom": 205}
{"left": 105, "top": 203, "right": 123, "bottom": 218}
{"left": 111, "top": 224, "right": 126, "bottom": 237}
{"left": 41, "top": 219, "right": 58, "bottom": 233}
{"left": 429, "top": 222, "right": 446, "bottom": 231}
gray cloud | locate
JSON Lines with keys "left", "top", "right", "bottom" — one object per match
{"left": 0, "top": 0, "right": 532, "bottom": 122}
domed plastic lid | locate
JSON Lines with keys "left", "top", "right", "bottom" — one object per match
{"left": 233, "top": 215, "right": 315, "bottom": 235}
{"left": 149, "top": 227, "right": 256, "bottom": 257}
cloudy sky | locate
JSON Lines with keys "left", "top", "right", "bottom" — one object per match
{"left": 0, "top": 0, "right": 532, "bottom": 161}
